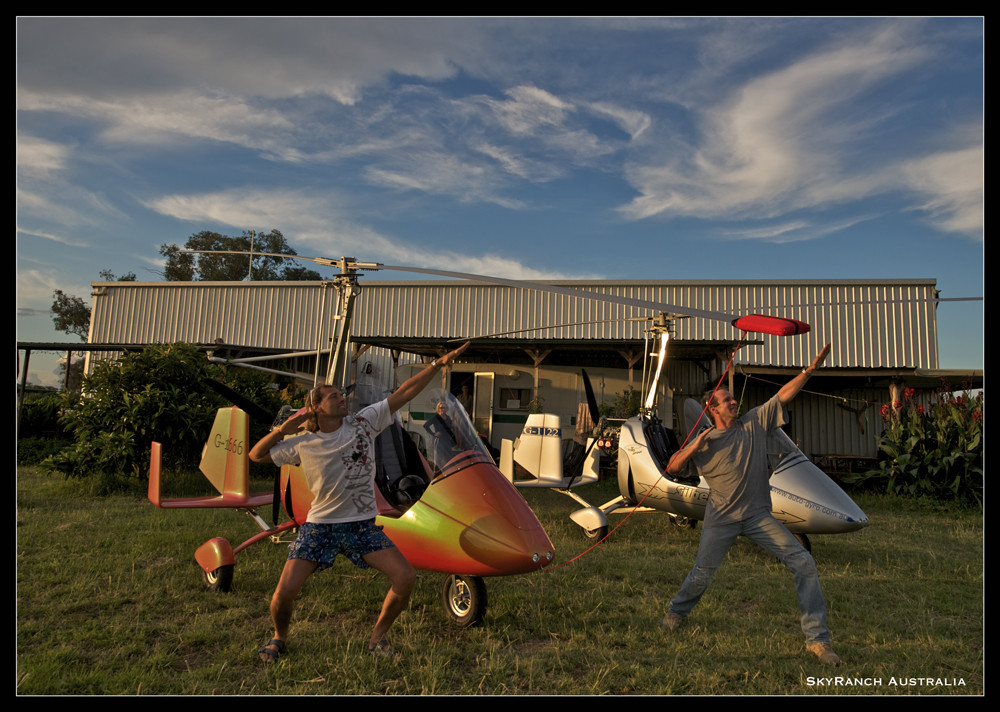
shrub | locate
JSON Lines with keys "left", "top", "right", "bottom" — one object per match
{"left": 598, "top": 386, "right": 641, "bottom": 419}
{"left": 45, "top": 343, "right": 228, "bottom": 479}
{"left": 847, "top": 387, "right": 983, "bottom": 505}
{"left": 17, "top": 392, "right": 70, "bottom": 439}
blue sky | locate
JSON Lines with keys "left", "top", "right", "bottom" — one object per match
{"left": 17, "top": 18, "right": 983, "bottom": 386}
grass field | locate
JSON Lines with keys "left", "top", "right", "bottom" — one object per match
{"left": 17, "top": 466, "right": 982, "bottom": 695}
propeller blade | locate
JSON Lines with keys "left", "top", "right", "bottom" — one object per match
{"left": 202, "top": 378, "right": 275, "bottom": 424}
{"left": 581, "top": 369, "right": 600, "bottom": 427}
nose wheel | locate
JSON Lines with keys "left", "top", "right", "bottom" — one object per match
{"left": 441, "top": 574, "right": 487, "bottom": 628}
{"left": 202, "top": 564, "right": 234, "bottom": 592}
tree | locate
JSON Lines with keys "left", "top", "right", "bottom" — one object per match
{"left": 51, "top": 290, "right": 91, "bottom": 340}
{"left": 50, "top": 270, "right": 137, "bottom": 341}
{"left": 159, "top": 229, "right": 321, "bottom": 281}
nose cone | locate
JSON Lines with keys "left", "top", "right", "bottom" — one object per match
{"left": 379, "top": 453, "right": 555, "bottom": 576}
{"left": 769, "top": 453, "right": 869, "bottom": 534}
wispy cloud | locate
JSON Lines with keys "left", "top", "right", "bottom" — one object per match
{"left": 617, "top": 25, "right": 981, "bottom": 238}
{"left": 16, "top": 225, "right": 91, "bottom": 248}
{"left": 899, "top": 144, "right": 983, "bottom": 238}
{"left": 16, "top": 134, "right": 69, "bottom": 177}
{"left": 143, "top": 187, "right": 593, "bottom": 281}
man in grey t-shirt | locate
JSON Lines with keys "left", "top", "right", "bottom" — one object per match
{"left": 662, "top": 344, "right": 841, "bottom": 666}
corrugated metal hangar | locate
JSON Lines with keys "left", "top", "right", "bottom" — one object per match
{"left": 82, "top": 277, "right": 980, "bottom": 464}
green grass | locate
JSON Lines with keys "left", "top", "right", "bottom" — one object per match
{"left": 17, "top": 467, "right": 982, "bottom": 695}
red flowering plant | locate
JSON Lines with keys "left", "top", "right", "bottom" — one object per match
{"left": 849, "top": 384, "right": 982, "bottom": 505}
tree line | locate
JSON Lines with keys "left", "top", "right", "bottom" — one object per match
{"left": 51, "top": 229, "right": 321, "bottom": 341}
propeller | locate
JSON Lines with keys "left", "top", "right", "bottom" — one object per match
{"left": 582, "top": 368, "right": 600, "bottom": 427}
{"left": 381, "top": 264, "right": 811, "bottom": 337}
{"left": 561, "top": 369, "right": 605, "bottom": 488}
{"left": 202, "top": 378, "right": 275, "bottom": 424}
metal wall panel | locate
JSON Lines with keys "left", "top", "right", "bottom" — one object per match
{"left": 86, "top": 278, "right": 940, "bottom": 458}
{"left": 89, "top": 278, "right": 939, "bottom": 370}
{"left": 353, "top": 279, "right": 939, "bottom": 369}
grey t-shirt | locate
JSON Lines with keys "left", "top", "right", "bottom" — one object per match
{"left": 684, "top": 394, "right": 786, "bottom": 526}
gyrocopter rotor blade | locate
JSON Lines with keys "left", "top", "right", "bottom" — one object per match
{"left": 183, "top": 250, "right": 980, "bottom": 337}
{"left": 379, "top": 265, "right": 810, "bottom": 337}
{"left": 182, "top": 250, "right": 810, "bottom": 336}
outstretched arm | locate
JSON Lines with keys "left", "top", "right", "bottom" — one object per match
{"left": 778, "top": 343, "right": 831, "bottom": 405}
{"left": 387, "top": 342, "right": 470, "bottom": 414}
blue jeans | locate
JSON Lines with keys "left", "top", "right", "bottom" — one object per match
{"left": 668, "top": 511, "right": 830, "bottom": 644}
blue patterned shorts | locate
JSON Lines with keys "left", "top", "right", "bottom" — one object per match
{"left": 287, "top": 520, "right": 395, "bottom": 571}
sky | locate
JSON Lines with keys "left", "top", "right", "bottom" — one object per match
{"left": 17, "top": 17, "right": 983, "bottom": 387}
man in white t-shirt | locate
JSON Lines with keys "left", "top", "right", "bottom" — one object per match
{"left": 250, "top": 342, "right": 469, "bottom": 661}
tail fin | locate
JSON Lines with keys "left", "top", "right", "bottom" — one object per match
{"left": 148, "top": 406, "right": 272, "bottom": 508}
{"left": 200, "top": 407, "right": 251, "bottom": 499}
{"left": 513, "top": 413, "right": 566, "bottom": 485}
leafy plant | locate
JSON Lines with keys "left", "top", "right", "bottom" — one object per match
{"left": 598, "top": 386, "right": 641, "bottom": 419}
{"left": 846, "top": 387, "right": 983, "bottom": 505}
{"left": 41, "top": 342, "right": 305, "bottom": 483}
{"left": 44, "top": 343, "right": 229, "bottom": 480}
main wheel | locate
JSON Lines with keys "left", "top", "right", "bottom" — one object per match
{"left": 583, "top": 525, "right": 609, "bottom": 541}
{"left": 795, "top": 533, "right": 812, "bottom": 553}
{"left": 670, "top": 516, "right": 697, "bottom": 530}
{"left": 202, "top": 564, "right": 234, "bottom": 592}
{"left": 441, "top": 574, "right": 487, "bottom": 628}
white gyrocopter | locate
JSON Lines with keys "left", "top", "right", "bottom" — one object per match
{"left": 498, "top": 314, "right": 869, "bottom": 551}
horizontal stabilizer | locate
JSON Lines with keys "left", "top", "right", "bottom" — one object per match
{"left": 147, "top": 406, "right": 273, "bottom": 509}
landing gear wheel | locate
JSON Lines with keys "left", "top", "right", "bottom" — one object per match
{"left": 795, "top": 533, "right": 812, "bottom": 553}
{"left": 583, "top": 525, "right": 609, "bottom": 540}
{"left": 671, "top": 516, "right": 697, "bottom": 530}
{"left": 441, "top": 574, "right": 487, "bottom": 628}
{"left": 202, "top": 564, "right": 234, "bottom": 592}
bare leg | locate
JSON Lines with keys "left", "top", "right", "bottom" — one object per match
{"left": 262, "top": 557, "right": 319, "bottom": 659}
{"left": 362, "top": 547, "right": 416, "bottom": 648}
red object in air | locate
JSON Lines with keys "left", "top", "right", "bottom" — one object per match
{"left": 731, "top": 314, "right": 811, "bottom": 336}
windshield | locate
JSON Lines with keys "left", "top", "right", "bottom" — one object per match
{"left": 414, "top": 387, "right": 493, "bottom": 476}
{"left": 347, "top": 378, "right": 493, "bottom": 478}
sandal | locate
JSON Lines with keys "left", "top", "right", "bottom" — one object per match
{"left": 258, "top": 638, "right": 285, "bottom": 663}
{"left": 366, "top": 639, "right": 396, "bottom": 658}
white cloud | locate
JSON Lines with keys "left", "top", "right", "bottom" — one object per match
{"left": 17, "top": 18, "right": 472, "bottom": 104}
{"left": 16, "top": 135, "right": 69, "bottom": 178}
{"left": 899, "top": 145, "right": 983, "bottom": 238}
{"left": 617, "top": 27, "right": 968, "bottom": 233}
{"left": 143, "top": 187, "right": 590, "bottom": 281}
{"left": 16, "top": 226, "right": 91, "bottom": 249}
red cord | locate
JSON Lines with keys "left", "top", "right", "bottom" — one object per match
{"left": 544, "top": 335, "right": 746, "bottom": 571}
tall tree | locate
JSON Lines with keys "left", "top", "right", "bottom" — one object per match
{"left": 51, "top": 290, "right": 91, "bottom": 340}
{"left": 159, "top": 229, "right": 321, "bottom": 281}
{"left": 50, "top": 270, "right": 136, "bottom": 340}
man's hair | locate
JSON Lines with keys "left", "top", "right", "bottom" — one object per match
{"left": 701, "top": 389, "right": 724, "bottom": 426}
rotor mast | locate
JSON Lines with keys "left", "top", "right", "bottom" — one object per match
{"left": 640, "top": 313, "right": 678, "bottom": 421}
{"left": 321, "top": 257, "right": 382, "bottom": 389}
